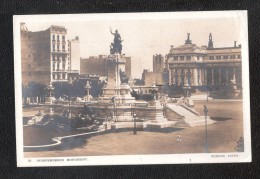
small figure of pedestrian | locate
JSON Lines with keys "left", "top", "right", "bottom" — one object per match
{"left": 177, "top": 133, "right": 181, "bottom": 143}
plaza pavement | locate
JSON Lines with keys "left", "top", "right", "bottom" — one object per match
{"left": 24, "top": 100, "right": 244, "bottom": 157}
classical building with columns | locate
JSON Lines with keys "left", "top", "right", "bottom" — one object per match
{"left": 167, "top": 33, "right": 242, "bottom": 91}
{"left": 20, "top": 23, "right": 80, "bottom": 85}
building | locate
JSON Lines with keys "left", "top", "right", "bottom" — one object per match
{"left": 20, "top": 23, "right": 80, "bottom": 85}
{"left": 80, "top": 55, "right": 132, "bottom": 78}
{"left": 167, "top": 33, "right": 242, "bottom": 91}
{"left": 80, "top": 55, "right": 108, "bottom": 77}
{"left": 142, "top": 54, "right": 169, "bottom": 86}
{"left": 153, "top": 54, "right": 165, "bottom": 73}
{"left": 68, "top": 36, "right": 80, "bottom": 72}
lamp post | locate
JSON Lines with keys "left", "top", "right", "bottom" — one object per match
{"left": 64, "top": 95, "right": 71, "bottom": 118}
{"left": 133, "top": 112, "right": 137, "bottom": 135}
{"left": 204, "top": 105, "right": 208, "bottom": 153}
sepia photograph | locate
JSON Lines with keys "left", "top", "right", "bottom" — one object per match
{"left": 14, "top": 11, "right": 251, "bottom": 166}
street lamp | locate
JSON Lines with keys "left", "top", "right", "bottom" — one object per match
{"left": 204, "top": 105, "right": 208, "bottom": 153}
{"left": 64, "top": 95, "right": 71, "bottom": 118}
{"left": 133, "top": 112, "right": 137, "bottom": 135}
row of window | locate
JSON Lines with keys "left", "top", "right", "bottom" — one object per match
{"left": 172, "top": 56, "right": 191, "bottom": 61}
{"left": 52, "top": 74, "right": 66, "bottom": 80}
{"left": 52, "top": 62, "right": 69, "bottom": 71}
{"left": 52, "top": 35, "right": 66, "bottom": 41}
{"left": 52, "top": 44, "right": 66, "bottom": 51}
{"left": 52, "top": 55, "right": 67, "bottom": 61}
{"left": 171, "top": 55, "right": 241, "bottom": 61}
{"left": 208, "top": 55, "right": 241, "bottom": 60}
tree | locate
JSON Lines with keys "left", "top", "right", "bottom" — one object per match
{"left": 23, "top": 81, "right": 47, "bottom": 103}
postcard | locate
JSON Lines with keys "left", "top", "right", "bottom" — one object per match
{"left": 14, "top": 11, "right": 251, "bottom": 167}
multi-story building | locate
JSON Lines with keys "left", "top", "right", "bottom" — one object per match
{"left": 68, "top": 36, "right": 80, "bottom": 72}
{"left": 153, "top": 54, "right": 165, "bottom": 73}
{"left": 167, "top": 33, "right": 242, "bottom": 91}
{"left": 80, "top": 55, "right": 131, "bottom": 78}
{"left": 20, "top": 23, "right": 80, "bottom": 85}
{"left": 142, "top": 54, "right": 169, "bottom": 86}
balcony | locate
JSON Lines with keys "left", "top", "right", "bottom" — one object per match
{"left": 52, "top": 50, "right": 68, "bottom": 54}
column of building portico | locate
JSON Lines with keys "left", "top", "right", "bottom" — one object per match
{"left": 193, "top": 68, "right": 198, "bottom": 86}
{"left": 233, "top": 67, "right": 236, "bottom": 81}
{"left": 169, "top": 69, "right": 172, "bottom": 84}
{"left": 175, "top": 70, "right": 178, "bottom": 85}
{"left": 198, "top": 69, "right": 201, "bottom": 85}
{"left": 211, "top": 68, "right": 214, "bottom": 85}
{"left": 184, "top": 69, "right": 188, "bottom": 84}
{"left": 218, "top": 68, "right": 222, "bottom": 85}
{"left": 225, "top": 67, "right": 229, "bottom": 84}
{"left": 172, "top": 69, "right": 176, "bottom": 85}
{"left": 178, "top": 70, "right": 181, "bottom": 86}
{"left": 204, "top": 68, "right": 207, "bottom": 85}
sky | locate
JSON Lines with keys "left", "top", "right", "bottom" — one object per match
{"left": 23, "top": 13, "right": 242, "bottom": 78}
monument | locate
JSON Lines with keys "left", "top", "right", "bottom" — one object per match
{"left": 101, "top": 28, "right": 135, "bottom": 104}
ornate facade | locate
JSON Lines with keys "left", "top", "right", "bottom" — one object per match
{"left": 167, "top": 33, "right": 242, "bottom": 90}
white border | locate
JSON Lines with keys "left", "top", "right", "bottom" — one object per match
{"left": 14, "top": 11, "right": 251, "bottom": 167}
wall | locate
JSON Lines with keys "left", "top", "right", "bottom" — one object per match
{"left": 80, "top": 56, "right": 107, "bottom": 76}
{"left": 21, "top": 28, "right": 51, "bottom": 85}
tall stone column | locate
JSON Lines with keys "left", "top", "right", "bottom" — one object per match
{"left": 198, "top": 69, "right": 201, "bottom": 85}
{"left": 184, "top": 69, "right": 187, "bottom": 84}
{"left": 211, "top": 68, "right": 214, "bottom": 85}
{"left": 172, "top": 69, "right": 175, "bottom": 84}
{"left": 218, "top": 68, "right": 222, "bottom": 85}
{"left": 193, "top": 68, "right": 198, "bottom": 85}
{"left": 226, "top": 68, "right": 229, "bottom": 84}
{"left": 204, "top": 68, "right": 207, "bottom": 85}
{"left": 169, "top": 68, "right": 172, "bottom": 84}
{"left": 233, "top": 67, "right": 236, "bottom": 81}
{"left": 178, "top": 70, "right": 181, "bottom": 86}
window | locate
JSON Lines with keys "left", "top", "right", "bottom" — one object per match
{"left": 174, "top": 56, "right": 178, "bottom": 61}
{"left": 57, "top": 45, "right": 60, "bottom": 51}
{"left": 237, "top": 55, "right": 241, "bottom": 59}
{"left": 52, "top": 35, "right": 55, "bottom": 40}
{"left": 53, "top": 45, "right": 55, "bottom": 51}
{"left": 57, "top": 35, "right": 59, "bottom": 41}
{"left": 230, "top": 55, "right": 235, "bottom": 59}
{"left": 62, "top": 45, "right": 65, "bottom": 50}
{"left": 180, "top": 56, "right": 184, "bottom": 60}
{"left": 216, "top": 56, "right": 221, "bottom": 60}
{"left": 62, "top": 36, "right": 65, "bottom": 41}
{"left": 224, "top": 56, "right": 228, "bottom": 59}
{"left": 209, "top": 56, "right": 214, "bottom": 60}
{"left": 186, "top": 56, "right": 191, "bottom": 60}
{"left": 63, "top": 74, "right": 65, "bottom": 79}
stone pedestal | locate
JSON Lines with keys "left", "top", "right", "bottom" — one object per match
{"left": 100, "top": 53, "right": 135, "bottom": 104}
{"left": 149, "top": 101, "right": 167, "bottom": 123}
